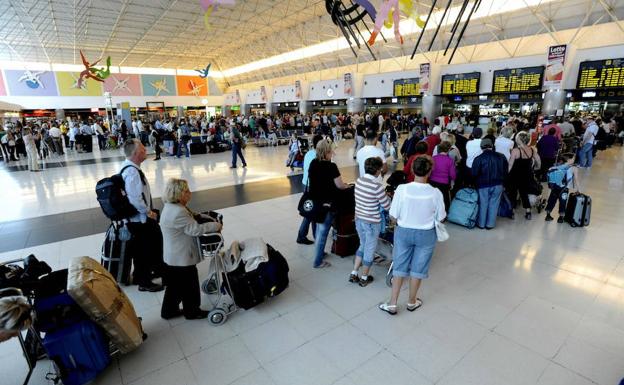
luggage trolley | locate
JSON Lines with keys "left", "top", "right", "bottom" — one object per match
{"left": 197, "top": 232, "right": 239, "bottom": 326}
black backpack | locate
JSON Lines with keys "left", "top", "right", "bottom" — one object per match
{"left": 95, "top": 165, "right": 145, "bottom": 221}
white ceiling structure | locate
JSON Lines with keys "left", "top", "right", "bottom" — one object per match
{"left": 0, "top": 0, "right": 623, "bottom": 88}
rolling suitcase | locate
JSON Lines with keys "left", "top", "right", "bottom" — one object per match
{"left": 564, "top": 192, "right": 591, "bottom": 227}
{"left": 331, "top": 212, "right": 359, "bottom": 257}
{"left": 101, "top": 222, "right": 133, "bottom": 285}
{"left": 189, "top": 142, "right": 207, "bottom": 155}
{"left": 447, "top": 188, "right": 479, "bottom": 228}
{"left": 42, "top": 320, "right": 111, "bottom": 385}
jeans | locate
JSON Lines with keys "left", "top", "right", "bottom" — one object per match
{"left": 314, "top": 211, "right": 336, "bottom": 267}
{"left": 231, "top": 143, "right": 247, "bottom": 166}
{"left": 177, "top": 140, "right": 190, "bottom": 158}
{"left": 578, "top": 142, "right": 593, "bottom": 167}
{"left": 97, "top": 134, "right": 106, "bottom": 150}
{"left": 477, "top": 185, "right": 503, "bottom": 229}
{"left": 545, "top": 185, "right": 567, "bottom": 214}
{"left": 297, "top": 216, "right": 317, "bottom": 241}
{"left": 392, "top": 226, "right": 436, "bottom": 279}
{"left": 355, "top": 219, "right": 381, "bottom": 267}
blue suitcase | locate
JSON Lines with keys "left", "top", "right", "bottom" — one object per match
{"left": 448, "top": 188, "right": 479, "bottom": 228}
{"left": 42, "top": 320, "right": 111, "bottom": 385}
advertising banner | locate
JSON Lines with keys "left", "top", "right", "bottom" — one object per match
{"left": 235, "top": 89, "right": 241, "bottom": 104}
{"left": 260, "top": 85, "right": 267, "bottom": 102}
{"left": 545, "top": 44, "right": 567, "bottom": 88}
{"left": 295, "top": 80, "right": 302, "bottom": 99}
{"left": 419, "top": 63, "right": 430, "bottom": 93}
{"left": 344, "top": 73, "right": 353, "bottom": 96}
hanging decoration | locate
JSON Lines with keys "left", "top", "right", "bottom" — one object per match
{"left": 200, "top": 0, "right": 236, "bottom": 29}
{"left": 325, "top": 0, "right": 378, "bottom": 60}
{"left": 195, "top": 64, "right": 211, "bottom": 78}
{"left": 77, "top": 50, "right": 112, "bottom": 88}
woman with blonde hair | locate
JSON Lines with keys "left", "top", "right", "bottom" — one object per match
{"left": 507, "top": 132, "right": 541, "bottom": 220}
{"left": 0, "top": 288, "right": 32, "bottom": 343}
{"left": 160, "top": 178, "right": 222, "bottom": 320}
{"left": 307, "top": 139, "right": 349, "bottom": 268}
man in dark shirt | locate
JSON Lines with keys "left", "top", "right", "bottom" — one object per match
{"left": 537, "top": 127, "right": 560, "bottom": 181}
{"left": 472, "top": 139, "right": 508, "bottom": 230}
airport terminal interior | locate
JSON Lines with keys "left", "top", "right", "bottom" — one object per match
{"left": 0, "top": 1, "right": 624, "bottom": 385}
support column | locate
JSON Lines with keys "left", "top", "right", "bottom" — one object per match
{"left": 176, "top": 106, "right": 185, "bottom": 119}
{"left": 347, "top": 98, "right": 364, "bottom": 113}
{"left": 55, "top": 109, "right": 65, "bottom": 120}
{"left": 542, "top": 90, "right": 566, "bottom": 116}
{"left": 422, "top": 95, "right": 442, "bottom": 124}
{"left": 299, "top": 101, "right": 312, "bottom": 115}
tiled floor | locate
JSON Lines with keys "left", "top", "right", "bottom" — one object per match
{"left": 1, "top": 141, "right": 623, "bottom": 385}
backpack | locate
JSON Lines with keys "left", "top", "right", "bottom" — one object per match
{"left": 95, "top": 165, "right": 145, "bottom": 221}
{"left": 547, "top": 165, "right": 570, "bottom": 188}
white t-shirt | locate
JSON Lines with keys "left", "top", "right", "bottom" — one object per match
{"left": 356, "top": 145, "right": 386, "bottom": 177}
{"left": 495, "top": 137, "right": 514, "bottom": 161}
{"left": 584, "top": 123, "right": 599, "bottom": 145}
{"left": 389, "top": 182, "right": 445, "bottom": 230}
{"left": 466, "top": 139, "right": 483, "bottom": 168}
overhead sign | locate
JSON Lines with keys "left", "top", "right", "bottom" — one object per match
{"left": 545, "top": 44, "right": 567, "bottom": 88}
{"left": 393, "top": 78, "right": 421, "bottom": 97}
{"left": 441, "top": 72, "right": 480, "bottom": 95}
{"left": 577, "top": 58, "right": 624, "bottom": 89}
{"left": 492, "top": 66, "right": 544, "bottom": 93}
{"left": 419, "top": 63, "right": 430, "bottom": 93}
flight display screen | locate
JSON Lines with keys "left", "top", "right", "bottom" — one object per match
{"left": 441, "top": 72, "right": 480, "bottom": 95}
{"left": 577, "top": 58, "right": 624, "bottom": 89}
{"left": 492, "top": 66, "right": 544, "bottom": 93}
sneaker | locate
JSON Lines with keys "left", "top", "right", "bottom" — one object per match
{"left": 358, "top": 275, "right": 374, "bottom": 287}
{"left": 545, "top": 213, "right": 554, "bottom": 221}
{"left": 296, "top": 238, "right": 314, "bottom": 245}
{"left": 349, "top": 273, "right": 359, "bottom": 283}
{"left": 525, "top": 212, "right": 532, "bottom": 220}
{"left": 557, "top": 216, "right": 565, "bottom": 223}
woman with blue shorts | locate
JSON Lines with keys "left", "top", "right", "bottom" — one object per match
{"left": 379, "top": 156, "right": 446, "bottom": 315}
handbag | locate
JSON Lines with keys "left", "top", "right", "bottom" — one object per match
{"left": 297, "top": 178, "right": 330, "bottom": 223}
{"left": 434, "top": 208, "right": 449, "bottom": 242}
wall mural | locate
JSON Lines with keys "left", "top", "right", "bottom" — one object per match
{"left": 176, "top": 75, "right": 208, "bottom": 97}
{"left": 141, "top": 74, "right": 176, "bottom": 96}
{"left": 4, "top": 70, "right": 58, "bottom": 96}
{"left": 103, "top": 74, "right": 142, "bottom": 96}
{"left": 56, "top": 72, "right": 104, "bottom": 96}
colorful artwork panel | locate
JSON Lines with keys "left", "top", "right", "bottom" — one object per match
{"left": 141, "top": 75, "right": 176, "bottom": 96}
{"left": 4, "top": 70, "right": 58, "bottom": 96}
{"left": 176, "top": 75, "right": 208, "bottom": 97}
{"left": 56, "top": 72, "right": 103, "bottom": 96}
{"left": 103, "top": 74, "right": 142, "bottom": 96}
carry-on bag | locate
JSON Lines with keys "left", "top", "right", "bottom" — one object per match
{"left": 498, "top": 191, "right": 514, "bottom": 219}
{"left": 447, "top": 188, "right": 479, "bottom": 228}
{"left": 68, "top": 256, "right": 145, "bottom": 354}
{"left": 564, "top": 192, "right": 591, "bottom": 227}
{"left": 42, "top": 320, "right": 111, "bottom": 385}
{"left": 101, "top": 222, "right": 133, "bottom": 285}
{"left": 223, "top": 244, "right": 289, "bottom": 310}
{"left": 190, "top": 142, "right": 207, "bottom": 155}
{"left": 33, "top": 269, "right": 87, "bottom": 333}
{"left": 331, "top": 212, "right": 359, "bottom": 257}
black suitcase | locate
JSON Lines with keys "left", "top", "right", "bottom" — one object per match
{"left": 224, "top": 244, "right": 289, "bottom": 310}
{"left": 564, "top": 192, "right": 591, "bottom": 227}
{"left": 101, "top": 223, "right": 133, "bottom": 285}
{"left": 190, "top": 142, "right": 207, "bottom": 155}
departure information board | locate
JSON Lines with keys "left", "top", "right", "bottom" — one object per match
{"left": 577, "top": 58, "right": 624, "bottom": 89}
{"left": 441, "top": 72, "right": 480, "bottom": 95}
{"left": 393, "top": 78, "right": 420, "bottom": 97}
{"left": 492, "top": 66, "right": 544, "bottom": 93}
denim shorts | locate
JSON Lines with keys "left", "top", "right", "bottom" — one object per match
{"left": 392, "top": 226, "right": 436, "bottom": 279}
{"left": 355, "top": 219, "right": 381, "bottom": 267}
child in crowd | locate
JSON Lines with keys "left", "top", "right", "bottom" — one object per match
{"left": 285, "top": 134, "right": 301, "bottom": 170}
{"left": 545, "top": 153, "right": 579, "bottom": 223}
{"left": 350, "top": 157, "right": 391, "bottom": 287}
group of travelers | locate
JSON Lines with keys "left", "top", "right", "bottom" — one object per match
{"left": 296, "top": 109, "right": 621, "bottom": 315}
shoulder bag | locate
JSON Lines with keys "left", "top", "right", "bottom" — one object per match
{"left": 434, "top": 206, "right": 449, "bottom": 242}
{"left": 297, "top": 177, "right": 330, "bottom": 223}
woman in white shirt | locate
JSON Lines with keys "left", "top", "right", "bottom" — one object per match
{"left": 379, "top": 156, "right": 445, "bottom": 315}
{"left": 495, "top": 126, "right": 515, "bottom": 161}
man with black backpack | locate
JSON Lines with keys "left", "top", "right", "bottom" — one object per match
{"left": 120, "top": 139, "right": 164, "bottom": 292}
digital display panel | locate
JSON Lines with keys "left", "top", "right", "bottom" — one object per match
{"left": 441, "top": 72, "right": 480, "bottom": 95}
{"left": 393, "top": 78, "right": 421, "bottom": 97}
{"left": 577, "top": 58, "right": 624, "bottom": 89}
{"left": 492, "top": 66, "right": 544, "bottom": 93}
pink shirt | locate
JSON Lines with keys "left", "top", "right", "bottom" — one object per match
{"left": 430, "top": 154, "right": 456, "bottom": 185}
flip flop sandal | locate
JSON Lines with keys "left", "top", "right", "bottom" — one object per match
{"left": 406, "top": 299, "right": 423, "bottom": 312}
{"left": 314, "top": 261, "right": 331, "bottom": 269}
{"left": 378, "top": 303, "right": 397, "bottom": 315}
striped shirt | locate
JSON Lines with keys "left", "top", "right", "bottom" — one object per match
{"left": 355, "top": 174, "right": 391, "bottom": 223}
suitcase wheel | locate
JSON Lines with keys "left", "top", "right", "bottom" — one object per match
{"left": 208, "top": 308, "right": 227, "bottom": 326}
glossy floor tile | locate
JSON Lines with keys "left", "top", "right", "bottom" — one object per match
{"left": 1, "top": 143, "right": 624, "bottom": 385}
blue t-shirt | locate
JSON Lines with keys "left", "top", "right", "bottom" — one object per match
{"left": 302, "top": 149, "right": 316, "bottom": 186}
